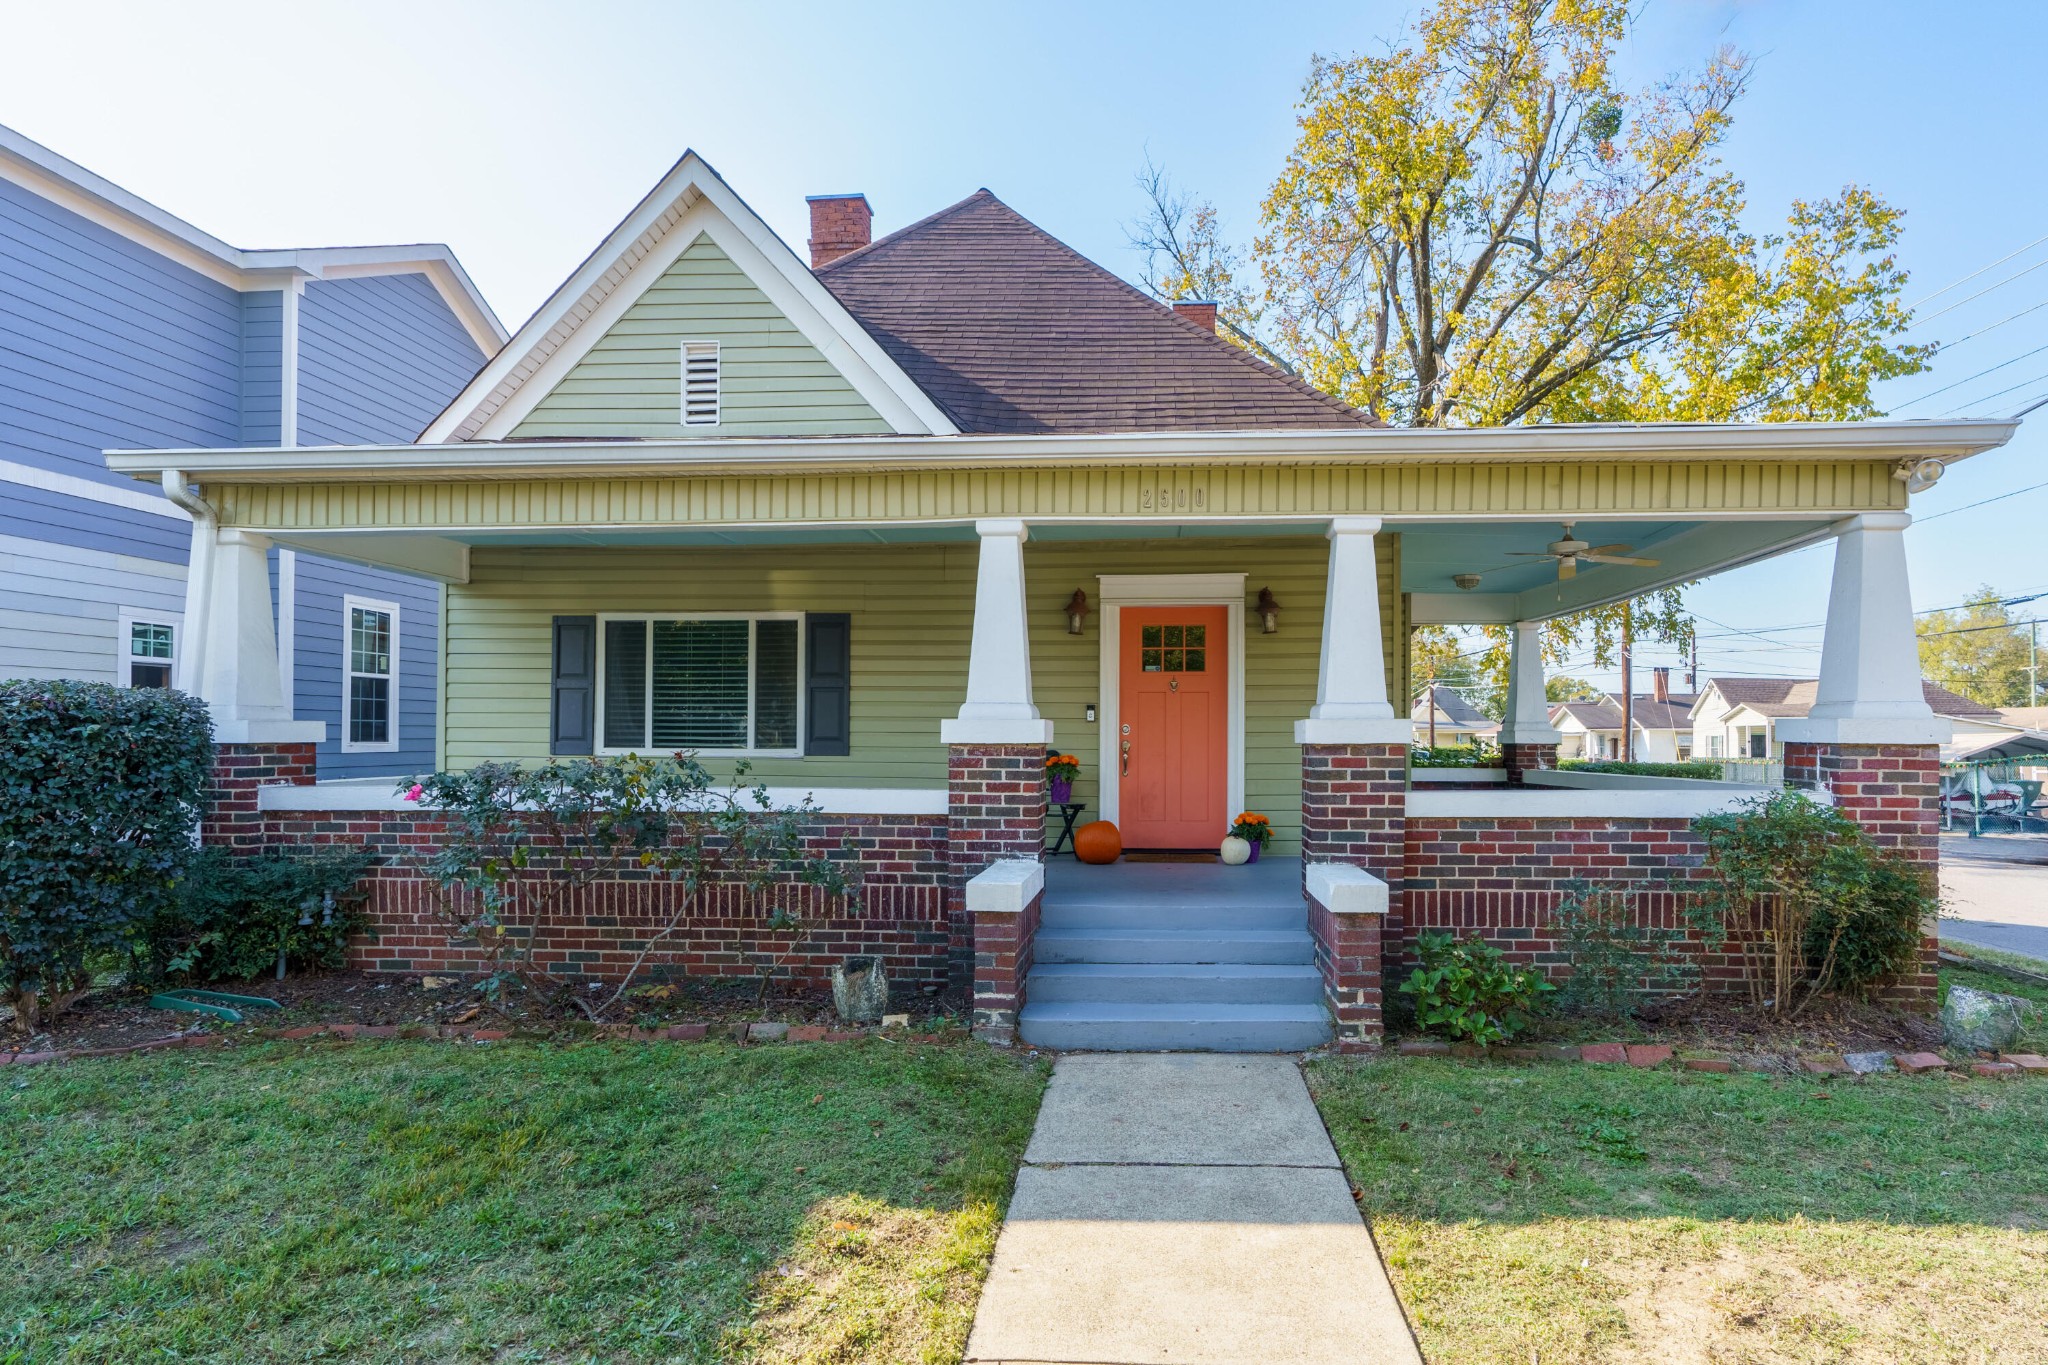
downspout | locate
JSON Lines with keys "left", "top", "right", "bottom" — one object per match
{"left": 163, "top": 469, "right": 217, "bottom": 695}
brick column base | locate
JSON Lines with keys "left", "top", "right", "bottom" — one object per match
{"left": 1784, "top": 740, "right": 1941, "bottom": 1009}
{"left": 948, "top": 744, "right": 1047, "bottom": 1004}
{"left": 201, "top": 742, "right": 316, "bottom": 849}
{"left": 1501, "top": 742, "right": 1556, "bottom": 784}
{"left": 1300, "top": 744, "right": 1406, "bottom": 1049}
{"left": 970, "top": 886, "right": 1044, "bottom": 1044}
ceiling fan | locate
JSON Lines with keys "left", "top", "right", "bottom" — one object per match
{"left": 1506, "top": 522, "right": 1661, "bottom": 582}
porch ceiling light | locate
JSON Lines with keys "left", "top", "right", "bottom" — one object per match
{"left": 1065, "top": 589, "right": 1091, "bottom": 635}
{"left": 1453, "top": 573, "right": 1482, "bottom": 591}
{"left": 1256, "top": 586, "right": 1281, "bottom": 634}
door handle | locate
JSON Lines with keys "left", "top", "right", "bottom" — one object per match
{"left": 1120, "top": 739, "right": 1131, "bottom": 776}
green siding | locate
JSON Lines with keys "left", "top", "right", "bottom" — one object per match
{"left": 511, "top": 237, "right": 891, "bottom": 440}
{"left": 443, "top": 537, "right": 1403, "bottom": 854}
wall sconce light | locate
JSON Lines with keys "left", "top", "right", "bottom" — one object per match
{"left": 1065, "top": 588, "right": 1091, "bottom": 635}
{"left": 1255, "top": 587, "right": 1281, "bottom": 634}
{"left": 1453, "top": 574, "right": 1482, "bottom": 591}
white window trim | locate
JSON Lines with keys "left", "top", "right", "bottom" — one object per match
{"left": 680, "top": 339, "right": 720, "bottom": 427}
{"left": 115, "top": 608, "right": 181, "bottom": 689}
{"left": 341, "top": 594, "right": 401, "bottom": 754}
{"left": 594, "top": 611, "right": 805, "bottom": 758}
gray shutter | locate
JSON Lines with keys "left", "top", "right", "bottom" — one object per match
{"left": 551, "top": 615, "right": 596, "bottom": 756}
{"left": 804, "top": 613, "right": 851, "bottom": 756}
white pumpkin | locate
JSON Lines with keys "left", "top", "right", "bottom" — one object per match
{"left": 1219, "top": 835, "right": 1252, "bottom": 866}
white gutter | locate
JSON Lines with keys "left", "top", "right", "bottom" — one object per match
{"left": 105, "top": 418, "right": 2020, "bottom": 484}
{"left": 161, "top": 470, "right": 216, "bottom": 694}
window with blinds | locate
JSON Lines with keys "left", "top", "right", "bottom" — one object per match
{"left": 598, "top": 615, "right": 800, "bottom": 753}
{"left": 681, "top": 341, "right": 720, "bottom": 425}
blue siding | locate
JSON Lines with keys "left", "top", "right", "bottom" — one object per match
{"left": 291, "top": 554, "right": 438, "bottom": 777}
{"left": 297, "top": 275, "right": 484, "bottom": 444}
{"left": 0, "top": 177, "right": 242, "bottom": 488}
{"left": 240, "top": 291, "right": 283, "bottom": 446}
{"left": 0, "top": 483, "right": 187, "bottom": 563}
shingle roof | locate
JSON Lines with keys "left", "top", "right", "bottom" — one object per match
{"left": 816, "top": 191, "right": 1378, "bottom": 434}
{"left": 1412, "top": 684, "right": 1497, "bottom": 730}
{"left": 1702, "top": 677, "right": 1999, "bottom": 720}
{"left": 1600, "top": 691, "right": 1700, "bottom": 732}
{"left": 1552, "top": 700, "right": 1624, "bottom": 730}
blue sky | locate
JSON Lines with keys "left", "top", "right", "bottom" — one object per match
{"left": 4, "top": 0, "right": 2043, "bottom": 692}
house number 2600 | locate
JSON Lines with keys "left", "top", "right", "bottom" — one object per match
{"left": 1139, "top": 486, "right": 1205, "bottom": 511}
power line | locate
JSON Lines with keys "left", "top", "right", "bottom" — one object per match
{"left": 1907, "top": 233, "right": 2048, "bottom": 309}
{"left": 1941, "top": 365, "right": 2048, "bottom": 416}
{"left": 1921, "top": 295, "right": 2048, "bottom": 359}
{"left": 1913, "top": 256, "right": 2048, "bottom": 327}
{"left": 1916, "top": 480, "right": 2048, "bottom": 523}
{"left": 1890, "top": 339, "right": 2048, "bottom": 411}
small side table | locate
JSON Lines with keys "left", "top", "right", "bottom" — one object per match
{"left": 1048, "top": 802, "right": 1087, "bottom": 856}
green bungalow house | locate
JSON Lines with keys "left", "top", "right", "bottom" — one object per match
{"left": 108, "top": 154, "right": 2017, "bottom": 1050}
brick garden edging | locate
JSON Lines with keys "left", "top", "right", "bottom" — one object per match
{"left": 0, "top": 1019, "right": 964, "bottom": 1068}
{"left": 1392, "top": 1037, "right": 2048, "bottom": 1077}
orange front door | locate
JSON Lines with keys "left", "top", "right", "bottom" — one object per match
{"left": 1118, "top": 606, "right": 1228, "bottom": 850}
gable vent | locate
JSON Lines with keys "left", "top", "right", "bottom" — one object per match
{"left": 682, "top": 341, "right": 720, "bottom": 425}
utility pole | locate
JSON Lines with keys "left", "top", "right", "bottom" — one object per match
{"left": 1687, "top": 634, "right": 1698, "bottom": 692}
{"left": 1620, "top": 602, "right": 1634, "bottom": 764}
{"left": 1427, "top": 667, "right": 1438, "bottom": 749}
{"left": 2032, "top": 620, "right": 2039, "bottom": 705}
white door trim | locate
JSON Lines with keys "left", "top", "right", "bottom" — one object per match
{"left": 1095, "top": 573, "right": 1247, "bottom": 836}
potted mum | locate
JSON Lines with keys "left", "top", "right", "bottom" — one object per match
{"left": 1226, "top": 812, "right": 1273, "bottom": 863}
{"left": 1046, "top": 752, "right": 1080, "bottom": 805}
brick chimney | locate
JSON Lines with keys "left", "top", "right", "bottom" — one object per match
{"left": 1652, "top": 666, "right": 1670, "bottom": 704}
{"left": 1172, "top": 300, "right": 1219, "bottom": 334}
{"left": 807, "top": 194, "right": 872, "bottom": 268}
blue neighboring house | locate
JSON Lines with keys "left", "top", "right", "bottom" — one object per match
{"left": 0, "top": 123, "right": 506, "bottom": 775}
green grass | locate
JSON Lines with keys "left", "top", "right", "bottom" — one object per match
{"left": 1309, "top": 1057, "right": 2048, "bottom": 1364}
{"left": 1, "top": 1040, "right": 1048, "bottom": 1363}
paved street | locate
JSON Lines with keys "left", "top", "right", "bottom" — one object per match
{"left": 1940, "top": 833, "right": 2048, "bottom": 961}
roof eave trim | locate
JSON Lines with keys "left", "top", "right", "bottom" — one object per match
{"left": 105, "top": 418, "right": 2021, "bottom": 482}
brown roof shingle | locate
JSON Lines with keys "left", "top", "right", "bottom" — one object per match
{"left": 816, "top": 191, "right": 1377, "bottom": 434}
{"left": 1702, "top": 677, "right": 1999, "bottom": 720}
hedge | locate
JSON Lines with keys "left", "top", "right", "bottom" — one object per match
{"left": 1559, "top": 759, "right": 1725, "bottom": 780}
{"left": 0, "top": 680, "right": 213, "bottom": 1028}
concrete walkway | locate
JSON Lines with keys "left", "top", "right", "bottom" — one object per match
{"left": 965, "top": 1054, "right": 1422, "bottom": 1365}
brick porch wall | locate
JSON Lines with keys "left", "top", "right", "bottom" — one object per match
{"left": 1501, "top": 742, "right": 1556, "bottom": 784}
{"left": 1300, "top": 744, "right": 1406, "bottom": 1049}
{"left": 1783, "top": 741, "right": 1942, "bottom": 1007}
{"left": 948, "top": 744, "right": 1048, "bottom": 1017}
{"left": 202, "top": 742, "right": 316, "bottom": 848}
{"left": 970, "top": 888, "right": 1043, "bottom": 1044}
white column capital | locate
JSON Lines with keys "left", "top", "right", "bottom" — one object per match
{"left": 1779, "top": 511, "right": 1949, "bottom": 746}
{"left": 1498, "top": 619, "right": 1563, "bottom": 747}
{"left": 193, "top": 523, "right": 324, "bottom": 745}
{"left": 943, "top": 516, "right": 1054, "bottom": 745}
{"left": 1326, "top": 515, "right": 1384, "bottom": 538}
{"left": 216, "top": 527, "right": 273, "bottom": 550}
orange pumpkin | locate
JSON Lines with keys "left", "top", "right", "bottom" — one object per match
{"left": 1073, "top": 820, "right": 1123, "bottom": 865}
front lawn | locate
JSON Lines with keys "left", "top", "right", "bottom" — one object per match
{"left": 2, "top": 1039, "right": 1048, "bottom": 1363}
{"left": 1309, "top": 1056, "right": 2048, "bottom": 1364}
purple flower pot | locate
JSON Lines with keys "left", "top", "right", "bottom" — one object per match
{"left": 1049, "top": 776, "right": 1073, "bottom": 805}
{"left": 1246, "top": 841, "right": 1262, "bottom": 863}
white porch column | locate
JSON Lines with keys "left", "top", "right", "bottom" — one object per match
{"left": 1497, "top": 620, "right": 1562, "bottom": 746}
{"left": 1295, "top": 515, "right": 1413, "bottom": 745}
{"left": 1778, "top": 512, "right": 1950, "bottom": 746}
{"left": 940, "top": 518, "right": 1055, "bottom": 745}
{"left": 194, "top": 527, "right": 325, "bottom": 744}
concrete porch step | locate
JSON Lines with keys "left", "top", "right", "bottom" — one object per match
{"left": 1038, "top": 899, "right": 1305, "bottom": 932}
{"left": 1032, "top": 927, "right": 1316, "bottom": 966}
{"left": 1026, "top": 962, "right": 1323, "bottom": 1005}
{"left": 1018, "top": 1002, "right": 1332, "bottom": 1053}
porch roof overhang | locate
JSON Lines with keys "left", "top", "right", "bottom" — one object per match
{"left": 107, "top": 417, "right": 2015, "bottom": 484}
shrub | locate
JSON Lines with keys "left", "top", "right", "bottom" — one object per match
{"left": 1559, "top": 760, "right": 1725, "bottom": 780}
{"left": 405, "top": 754, "right": 859, "bottom": 1018}
{"left": 1410, "top": 743, "right": 1503, "bottom": 768}
{"left": 1551, "top": 881, "right": 1711, "bottom": 1016}
{"left": 1398, "top": 931, "right": 1555, "bottom": 1043}
{"left": 0, "top": 680, "right": 212, "bottom": 1029}
{"left": 135, "top": 846, "right": 378, "bottom": 984}
{"left": 1692, "top": 790, "right": 1933, "bottom": 1013}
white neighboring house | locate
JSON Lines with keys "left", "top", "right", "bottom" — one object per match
{"left": 1549, "top": 670, "right": 1699, "bottom": 762}
{"left": 1690, "top": 677, "right": 2009, "bottom": 763}
{"left": 1410, "top": 684, "right": 1500, "bottom": 748}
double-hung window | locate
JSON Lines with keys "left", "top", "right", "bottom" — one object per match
{"left": 117, "top": 610, "right": 177, "bottom": 688}
{"left": 598, "top": 614, "right": 801, "bottom": 755}
{"left": 343, "top": 596, "right": 399, "bottom": 752}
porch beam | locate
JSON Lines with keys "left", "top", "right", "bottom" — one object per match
{"left": 1779, "top": 512, "right": 1949, "bottom": 745}
{"left": 270, "top": 532, "right": 472, "bottom": 584}
{"left": 1408, "top": 591, "right": 1518, "bottom": 625}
